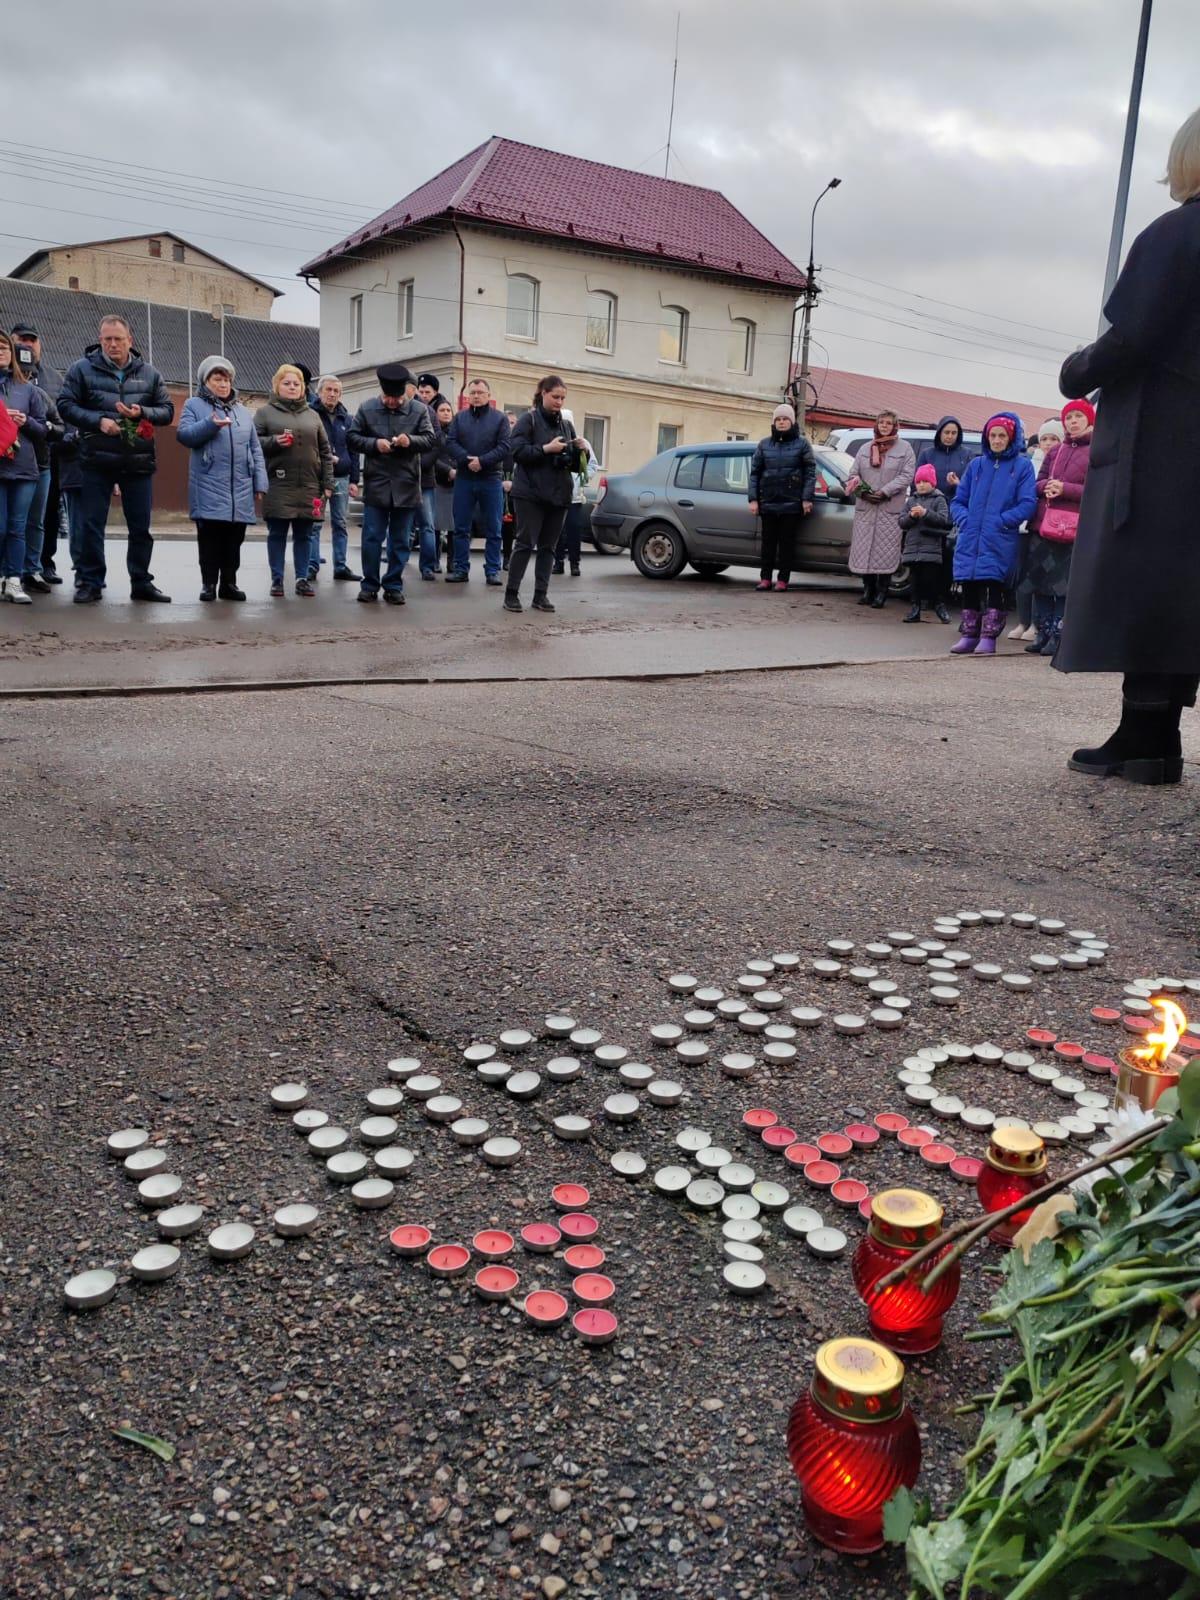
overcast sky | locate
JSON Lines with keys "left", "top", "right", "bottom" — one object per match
{"left": 9, "top": 0, "right": 1198, "bottom": 409}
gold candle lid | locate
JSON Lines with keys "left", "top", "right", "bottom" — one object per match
{"left": 869, "top": 1187, "right": 943, "bottom": 1249}
{"left": 986, "top": 1126, "right": 1047, "bottom": 1176}
{"left": 812, "top": 1336, "right": 906, "bottom": 1423}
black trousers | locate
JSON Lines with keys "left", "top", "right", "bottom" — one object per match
{"left": 910, "top": 564, "right": 942, "bottom": 605}
{"left": 760, "top": 511, "right": 800, "bottom": 581}
{"left": 960, "top": 580, "right": 1008, "bottom": 610}
{"left": 555, "top": 502, "right": 585, "bottom": 565}
{"left": 195, "top": 520, "right": 246, "bottom": 586}
{"left": 507, "top": 500, "right": 568, "bottom": 596}
{"left": 1124, "top": 672, "right": 1199, "bottom": 710}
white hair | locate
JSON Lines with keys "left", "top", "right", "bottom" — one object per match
{"left": 1166, "top": 106, "right": 1200, "bottom": 203}
{"left": 317, "top": 374, "right": 343, "bottom": 391}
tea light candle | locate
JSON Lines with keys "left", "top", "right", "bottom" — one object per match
{"left": 293, "top": 1109, "right": 329, "bottom": 1135}
{"left": 888, "top": 930, "right": 918, "bottom": 945}
{"left": 1030, "top": 954, "right": 1060, "bottom": 973}
{"left": 1060, "top": 952, "right": 1089, "bottom": 972}
{"left": 130, "top": 1243, "right": 181, "bottom": 1283}
{"left": 833, "top": 1014, "right": 867, "bottom": 1035}
{"left": 1052, "top": 1075, "right": 1085, "bottom": 1099}
{"left": 694, "top": 985, "right": 726, "bottom": 1005}
{"left": 950, "top": 1155, "right": 983, "bottom": 1184}
{"left": 273, "top": 1203, "right": 319, "bottom": 1237}
{"left": 1090, "top": 1006, "right": 1121, "bottom": 1026}
{"left": 972, "top": 964, "right": 1003, "bottom": 983}
{"left": 1082, "top": 948, "right": 1107, "bottom": 965}
{"left": 604, "top": 1092, "right": 641, "bottom": 1122}
{"left": 647, "top": 1079, "right": 683, "bottom": 1106}
{"left": 931, "top": 1094, "right": 965, "bottom": 1120}
{"left": 1028, "top": 1063, "right": 1060, "bottom": 1086}
{"left": 650, "top": 1023, "right": 683, "bottom": 1047}
{"left": 1032, "top": 1121, "right": 1069, "bottom": 1146}
{"left": 389, "top": 1223, "right": 432, "bottom": 1257}
{"left": 849, "top": 966, "right": 880, "bottom": 985}
{"left": 738, "top": 973, "right": 767, "bottom": 993}
{"left": 723, "top": 1260, "right": 767, "bottom": 1295}
{"left": 594, "top": 1044, "right": 629, "bottom": 1067}
{"left": 871, "top": 1010, "right": 904, "bottom": 1030}
{"left": 572, "top": 1271, "right": 615, "bottom": 1305}
{"left": 521, "top": 1222, "right": 562, "bottom": 1254}
{"left": 867, "top": 977, "right": 898, "bottom": 997}
{"left": 351, "top": 1178, "right": 395, "bottom": 1209}
{"left": 545, "top": 1056, "right": 583, "bottom": 1082}
{"left": 832, "top": 1178, "right": 869, "bottom": 1209}
{"left": 763, "top": 1041, "right": 798, "bottom": 1063}
{"left": 405, "top": 1075, "right": 442, "bottom": 1101}
{"left": 124, "top": 1148, "right": 168, "bottom": 1179}
{"left": 865, "top": 942, "right": 894, "bottom": 960}
{"left": 804, "top": 1160, "right": 842, "bottom": 1189}
{"left": 1027, "top": 1027, "right": 1057, "bottom": 1050}
{"left": 737, "top": 1011, "right": 770, "bottom": 1034}
{"left": 813, "top": 959, "right": 843, "bottom": 979}
{"left": 721, "top": 1053, "right": 756, "bottom": 1078}
{"left": 359, "top": 1115, "right": 399, "bottom": 1146}
{"left": 898, "top": 1068, "right": 933, "bottom": 1087}
{"left": 905, "top": 1084, "right": 938, "bottom": 1107}
{"left": 499, "top": 1028, "right": 533, "bottom": 1053}
{"left": 64, "top": 1268, "right": 118, "bottom": 1310}
{"left": 1010, "top": 911, "right": 1037, "bottom": 929}
{"left": 920, "top": 1142, "right": 956, "bottom": 1169}
{"left": 427, "top": 1243, "right": 471, "bottom": 1278}
{"left": 308, "top": 1126, "right": 349, "bottom": 1157}
{"left": 874, "top": 1113, "right": 909, "bottom": 1137}
{"left": 686, "top": 1179, "right": 725, "bottom": 1209}
{"left": 790, "top": 1006, "right": 825, "bottom": 1028}
{"left": 773, "top": 952, "right": 803, "bottom": 970}
{"left": 157, "top": 1203, "right": 205, "bottom": 1239}
{"left": 138, "top": 1173, "right": 182, "bottom": 1208}
{"left": 747, "top": 958, "right": 777, "bottom": 975}
{"left": 668, "top": 973, "right": 699, "bottom": 992}
{"left": 960, "top": 1106, "right": 995, "bottom": 1132}
{"left": 477, "top": 1061, "right": 513, "bottom": 1086}
{"left": 563, "top": 1242, "right": 606, "bottom": 1273}
{"left": 481, "top": 1136, "right": 522, "bottom": 1166}
{"left": 783, "top": 1204, "right": 824, "bottom": 1237}
{"left": 917, "top": 1047, "right": 950, "bottom": 1065}
{"left": 366, "top": 1086, "right": 404, "bottom": 1111}
{"left": 683, "top": 1009, "right": 716, "bottom": 1032}
{"left": 755, "top": 990, "right": 785, "bottom": 1012}
{"left": 463, "top": 1044, "right": 496, "bottom": 1066}
{"left": 544, "top": 1015, "right": 577, "bottom": 1037}
{"left": 742, "top": 1108, "right": 778, "bottom": 1134}
{"left": 326, "top": 1151, "right": 369, "bottom": 1184}
{"left": 956, "top": 910, "right": 984, "bottom": 927}
{"left": 208, "top": 1222, "right": 254, "bottom": 1261}
{"left": 817, "top": 1132, "right": 853, "bottom": 1158}
{"left": 718, "top": 1162, "right": 756, "bottom": 1192}
{"left": 475, "top": 1264, "right": 520, "bottom": 1301}
{"left": 570, "top": 1027, "right": 603, "bottom": 1051}
{"left": 725, "top": 1240, "right": 765, "bottom": 1264}
{"left": 375, "top": 1145, "right": 417, "bottom": 1176}
{"left": 1038, "top": 918, "right": 1066, "bottom": 935}
{"left": 930, "top": 987, "right": 960, "bottom": 1006}
{"left": 107, "top": 1127, "right": 150, "bottom": 1158}
{"left": 270, "top": 1082, "right": 309, "bottom": 1111}
{"left": 918, "top": 940, "right": 946, "bottom": 954}
{"left": 751, "top": 1181, "right": 790, "bottom": 1212}
{"left": 449, "top": 1115, "right": 489, "bottom": 1148}
{"left": 828, "top": 938, "right": 856, "bottom": 956}
{"left": 552, "top": 1116, "right": 592, "bottom": 1141}
{"left": 1002, "top": 1051, "right": 1034, "bottom": 1074}
{"left": 1060, "top": 1115, "right": 1097, "bottom": 1142}
{"left": 972, "top": 1043, "right": 1003, "bottom": 1065}
{"left": 1082, "top": 1053, "right": 1115, "bottom": 1076}
{"left": 806, "top": 1227, "right": 848, "bottom": 1259}
{"left": 784, "top": 1142, "right": 821, "bottom": 1169}
{"left": 723, "top": 1193, "right": 761, "bottom": 1221}
{"left": 524, "top": 1289, "right": 569, "bottom": 1327}
{"left": 993, "top": 1115, "right": 1030, "bottom": 1131}
{"left": 980, "top": 909, "right": 1006, "bottom": 924}
{"left": 723, "top": 1217, "right": 764, "bottom": 1244}
{"left": 654, "top": 1165, "right": 692, "bottom": 1196}
{"left": 927, "top": 958, "right": 956, "bottom": 975}
{"left": 844, "top": 1123, "right": 880, "bottom": 1148}
{"left": 505, "top": 1072, "right": 541, "bottom": 1100}
{"left": 696, "top": 1145, "right": 733, "bottom": 1171}
{"left": 717, "top": 997, "right": 748, "bottom": 1018}
{"left": 763, "top": 1124, "right": 797, "bottom": 1150}
{"left": 1054, "top": 1040, "right": 1085, "bottom": 1062}
{"left": 898, "top": 1127, "right": 933, "bottom": 1153}
{"left": 573, "top": 1306, "right": 619, "bottom": 1345}
{"left": 944, "top": 1043, "right": 975, "bottom": 1064}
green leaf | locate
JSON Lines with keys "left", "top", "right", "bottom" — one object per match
{"left": 905, "top": 1518, "right": 970, "bottom": 1598}
{"left": 1175, "top": 1472, "right": 1200, "bottom": 1521}
{"left": 112, "top": 1425, "right": 175, "bottom": 1462}
{"left": 1031, "top": 1413, "right": 1049, "bottom": 1456}
{"left": 1106, "top": 1530, "right": 1200, "bottom": 1575}
{"left": 1002, "top": 1452, "right": 1039, "bottom": 1496}
{"left": 1112, "top": 1445, "right": 1175, "bottom": 1480}
{"left": 976, "top": 1531, "right": 1027, "bottom": 1579}
{"left": 883, "top": 1485, "right": 917, "bottom": 1543}
{"left": 1175, "top": 1059, "right": 1200, "bottom": 1133}
{"left": 1166, "top": 1359, "right": 1200, "bottom": 1447}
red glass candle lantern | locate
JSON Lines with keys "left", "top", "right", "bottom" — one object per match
{"left": 852, "top": 1188, "right": 960, "bottom": 1354}
{"left": 976, "top": 1127, "right": 1047, "bottom": 1246}
{"left": 787, "top": 1337, "right": 921, "bottom": 1553}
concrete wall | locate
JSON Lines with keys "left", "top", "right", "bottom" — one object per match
{"left": 34, "top": 241, "right": 274, "bottom": 319}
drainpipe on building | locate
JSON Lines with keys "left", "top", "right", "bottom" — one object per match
{"left": 451, "top": 220, "right": 470, "bottom": 403}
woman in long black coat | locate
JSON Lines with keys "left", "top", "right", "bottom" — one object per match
{"left": 1057, "top": 108, "right": 1200, "bottom": 786}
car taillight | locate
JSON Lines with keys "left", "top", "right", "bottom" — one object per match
{"left": 596, "top": 476, "right": 608, "bottom": 503}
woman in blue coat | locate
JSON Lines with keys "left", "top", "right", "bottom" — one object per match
{"left": 176, "top": 356, "right": 268, "bottom": 600}
{"left": 949, "top": 413, "right": 1036, "bottom": 655}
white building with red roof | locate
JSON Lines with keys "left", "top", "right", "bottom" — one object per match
{"left": 301, "top": 137, "right": 806, "bottom": 470}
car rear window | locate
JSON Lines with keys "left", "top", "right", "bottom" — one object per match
{"left": 702, "top": 454, "right": 751, "bottom": 494}
{"left": 674, "top": 453, "right": 705, "bottom": 490}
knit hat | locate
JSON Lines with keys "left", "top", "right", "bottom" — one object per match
{"left": 198, "top": 354, "right": 235, "bottom": 388}
{"left": 1062, "top": 397, "right": 1095, "bottom": 427}
{"left": 913, "top": 464, "right": 938, "bottom": 487}
{"left": 377, "top": 362, "right": 415, "bottom": 396}
{"left": 984, "top": 414, "right": 1017, "bottom": 445}
{"left": 416, "top": 373, "right": 440, "bottom": 391}
{"left": 772, "top": 403, "right": 797, "bottom": 424}
{"left": 1038, "top": 418, "right": 1065, "bottom": 441}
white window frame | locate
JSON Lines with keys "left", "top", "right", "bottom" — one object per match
{"left": 727, "top": 317, "right": 756, "bottom": 375}
{"left": 397, "top": 279, "right": 414, "bottom": 340}
{"left": 725, "top": 431, "right": 749, "bottom": 442}
{"left": 506, "top": 274, "right": 539, "bottom": 341}
{"left": 349, "top": 293, "right": 363, "bottom": 354}
{"left": 585, "top": 291, "right": 617, "bottom": 355}
{"left": 583, "top": 414, "right": 609, "bottom": 467}
{"left": 658, "top": 306, "right": 688, "bottom": 367}
{"left": 657, "top": 422, "right": 682, "bottom": 454}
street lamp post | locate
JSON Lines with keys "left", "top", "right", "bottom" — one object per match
{"left": 794, "top": 178, "right": 841, "bottom": 434}
{"left": 1099, "top": 0, "right": 1153, "bottom": 332}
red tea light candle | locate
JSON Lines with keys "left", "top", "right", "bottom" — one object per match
{"left": 1180, "top": 1034, "right": 1200, "bottom": 1058}
{"left": 844, "top": 1123, "right": 881, "bottom": 1149}
{"left": 787, "top": 1337, "right": 921, "bottom": 1553}
{"left": 473, "top": 1229, "right": 515, "bottom": 1260}
{"left": 919, "top": 1142, "right": 956, "bottom": 1170}
{"left": 559, "top": 1212, "right": 599, "bottom": 1242}
{"left": 831, "top": 1178, "right": 869, "bottom": 1208}
{"left": 950, "top": 1155, "right": 983, "bottom": 1185}
{"left": 426, "top": 1243, "right": 471, "bottom": 1278}
{"left": 977, "top": 1128, "right": 1048, "bottom": 1246}
{"left": 852, "top": 1189, "right": 961, "bottom": 1354}
{"left": 858, "top": 1195, "right": 874, "bottom": 1221}
{"left": 897, "top": 1127, "right": 933, "bottom": 1154}
{"left": 1026, "top": 1027, "right": 1057, "bottom": 1050}
{"left": 743, "top": 1108, "right": 779, "bottom": 1133}
{"left": 551, "top": 1182, "right": 590, "bottom": 1212}
{"left": 521, "top": 1222, "right": 562, "bottom": 1254}
{"left": 817, "top": 1132, "right": 853, "bottom": 1159}
{"left": 1123, "top": 1013, "right": 1152, "bottom": 1035}
{"left": 874, "top": 1112, "right": 909, "bottom": 1138}
{"left": 524, "top": 1289, "right": 569, "bottom": 1328}
{"left": 804, "top": 1159, "right": 842, "bottom": 1189}
{"left": 1083, "top": 1051, "right": 1116, "bottom": 1076}
{"left": 762, "top": 1124, "right": 798, "bottom": 1151}
{"left": 784, "top": 1141, "right": 822, "bottom": 1170}
{"left": 389, "top": 1223, "right": 432, "bottom": 1258}
{"left": 571, "top": 1272, "right": 616, "bottom": 1306}
{"left": 1091, "top": 1006, "right": 1121, "bottom": 1026}
{"left": 563, "top": 1243, "right": 606, "bottom": 1275}
{"left": 474, "top": 1264, "right": 520, "bottom": 1301}
{"left": 1053, "top": 1041, "right": 1085, "bottom": 1062}
{"left": 573, "top": 1306, "right": 619, "bottom": 1346}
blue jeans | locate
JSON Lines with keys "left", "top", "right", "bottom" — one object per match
{"left": 266, "top": 517, "right": 314, "bottom": 585}
{"left": 64, "top": 489, "right": 84, "bottom": 572}
{"left": 361, "top": 503, "right": 415, "bottom": 594}
{"left": 309, "top": 477, "right": 351, "bottom": 575}
{"left": 416, "top": 486, "right": 438, "bottom": 575}
{"left": 452, "top": 476, "right": 503, "bottom": 578}
{"left": 77, "top": 468, "right": 156, "bottom": 591}
{"left": 22, "top": 466, "right": 51, "bottom": 576}
{"left": 0, "top": 478, "right": 37, "bottom": 578}
{"left": 1033, "top": 591, "right": 1066, "bottom": 629}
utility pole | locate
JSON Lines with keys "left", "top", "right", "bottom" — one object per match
{"left": 1099, "top": 0, "right": 1153, "bottom": 331}
{"left": 794, "top": 178, "right": 840, "bottom": 434}
{"left": 665, "top": 13, "right": 680, "bottom": 177}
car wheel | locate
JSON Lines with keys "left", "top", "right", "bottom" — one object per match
{"left": 888, "top": 564, "right": 913, "bottom": 598}
{"left": 590, "top": 528, "right": 625, "bottom": 556}
{"left": 690, "top": 562, "right": 729, "bottom": 578}
{"left": 632, "top": 521, "right": 688, "bottom": 579}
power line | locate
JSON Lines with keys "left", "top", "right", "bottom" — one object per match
{"left": 821, "top": 297, "right": 1065, "bottom": 366}
{"left": 824, "top": 265, "right": 1089, "bottom": 344}
{"left": 811, "top": 318, "right": 1062, "bottom": 385}
{"left": 824, "top": 282, "right": 1077, "bottom": 358}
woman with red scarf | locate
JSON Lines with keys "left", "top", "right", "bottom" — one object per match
{"left": 847, "top": 410, "right": 916, "bottom": 608}
{"left": 1023, "top": 399, "right": 1092, "bottom": 657}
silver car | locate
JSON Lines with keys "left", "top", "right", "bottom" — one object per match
{"left": 590, "top": 442, "right": 909, "bottom": 588}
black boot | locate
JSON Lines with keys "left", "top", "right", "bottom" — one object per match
{"left": 857, "top": 576, "right": 873, "bottom": 606}
{"left": 1069, "top": 700, "right": 1184, "bottom": 785}
{"left": 933, "top": 602, "right": 950, "bottom": 623}
{"left": 870, "top": 577, "right": 887, "bottom": 608}
{"left": 1025, "top": 622, "right": 1052, "bottom": 654}
{"left": 902, "top": 600, "right": 921, "bottom": 623}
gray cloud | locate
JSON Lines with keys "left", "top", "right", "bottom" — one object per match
{"left": 9, "top": 0, "right": 1198, "bottom": 408}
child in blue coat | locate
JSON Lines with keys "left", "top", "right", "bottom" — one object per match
{"left": 949, "top": 413, "right": 1037, "bottom": 656}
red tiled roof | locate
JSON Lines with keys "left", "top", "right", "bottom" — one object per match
{"left": 800, "top": 364, "right": 1060, "bottom": 436}
{"left": 301, "top": 138, "right": 805, "bottom": 291}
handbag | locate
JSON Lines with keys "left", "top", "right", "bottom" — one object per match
{"left": 1039, "top": 443, "right": 1078, "bottom": 543}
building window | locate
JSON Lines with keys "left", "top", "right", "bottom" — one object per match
{"left": 222, "top": 303, "right": 235, "bottom": 316}
{"left": 397, "top": 279, "right": 414, "bottom": 339}
{"left": 585, "top": 291, "right": 616, "bottom": 354}
{"left": 658, "top": 306, "right": 688, "bottom": 366}
{"left": 506, "top": 274, "right": 539, "bottom": 340}
{"left": 349, "top": 293, "right": 363, "bottom": 353}
{"left": 657, "top": 423, "right": 681, "bottom": 454}
{"left": 726, "top": 431, "right": 749, "bottom": 442}
{"left": 148, "top": 238, "right": 162, "bottom": 258}
{"left": 583, "top": 414, "right": 609, "bottom": 466}
{"left": 172, "top": 242, "right": 185, "bottom": 263}
{"left": 727, "top": 318, "right": 756, "bottom": 374}
{"left": 68, "top": 275, "right": 79, "bottom": 290}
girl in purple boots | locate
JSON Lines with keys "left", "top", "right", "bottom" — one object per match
{"left": 948, "top": 413, "right": 1037, "bottom": 656}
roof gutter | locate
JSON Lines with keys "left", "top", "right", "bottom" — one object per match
{"left": 450, "top": 219, "right": 469, "bottom": 400}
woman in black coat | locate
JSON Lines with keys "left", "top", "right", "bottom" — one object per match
{"left": 504, "top": 375, "right": 588, "bottom": 614}
{"left": 748, "top": 402, "right": 816, "bottom": 590}
{"left": 1057, "top": 107, "right": 1200, "bottom": 787}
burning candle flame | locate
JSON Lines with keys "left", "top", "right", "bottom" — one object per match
{"left": 1132, "top": 996, "right": 1188, "bottom": 1070}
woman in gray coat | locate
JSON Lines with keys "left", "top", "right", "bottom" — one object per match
{"left": 847, "top": 410, "right": 916, "bottom": 608}
{"left": 177, "top": 356, "right": 267, "bottom": 601}
{"left": 1057, "top": 107, "right": 1200, "bottom": 786}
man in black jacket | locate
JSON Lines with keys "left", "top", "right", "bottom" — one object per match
{"left": 310, "top": 375, "right": 361, "bottom": 582}
{"left": 445, "top": 378, "right": 511, "bottom": 585}
{"left": 347, "top": 363, "right": 435, "bottom": 605}
{"left": 57, "top": 315, "right": 175, "bottom": 603}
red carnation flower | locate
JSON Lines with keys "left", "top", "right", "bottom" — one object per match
{"left": 136, "top": 419, "right": 155, "bottom": 440}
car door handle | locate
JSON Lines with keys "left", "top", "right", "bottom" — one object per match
{"left": 676, "top": 498, "right": 695, "bottom": 507}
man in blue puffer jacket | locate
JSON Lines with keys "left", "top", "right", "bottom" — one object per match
{"left": 57, "top": 313, "right": 175, "bottom": 603}
{"left": 949, "top": 413, "right": 1037, "bottom": 656}
{"left": 445, "top": 377, "right": 511, "bottom": 584}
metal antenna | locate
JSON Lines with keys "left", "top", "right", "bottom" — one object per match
{"left": 665, "top": 12, "right": 680, "bottom": 178}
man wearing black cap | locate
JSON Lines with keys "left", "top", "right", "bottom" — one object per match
{"left": 346, "top": 364, "right": 435, "bottom": 604}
